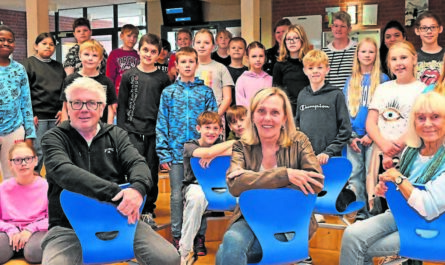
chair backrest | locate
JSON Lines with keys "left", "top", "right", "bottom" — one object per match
{"left": 239, "top": 188, "right": 316, "bottom": 265}
{"left": 190, "top": 156, "right": 236, "bottom": 211}
{"left": 315, "top": 157, "right": 365, "bottom": 215}
{"left": 386, "top": 182, "right": 445, "bottom": 262}
{"left": 60, "top": 183, "right": 142, "bottom": 264}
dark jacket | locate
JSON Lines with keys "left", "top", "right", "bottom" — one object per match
{"left": 226, "top": 131, "right": 323, "bottom": 238}
{"left": 42, "top": 121, "right": 151, "bottom": 229}
{"left": 296, "top": 82, "right": 352, "bottom": 157}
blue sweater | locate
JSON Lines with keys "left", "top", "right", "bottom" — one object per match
{"left": 156, "top": 77, "right": 217, "bottom": 164}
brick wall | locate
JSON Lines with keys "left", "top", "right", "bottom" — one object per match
{"left": 272, "top": 0, "right": 445, "bottom": 49}
{"left": 0, "top": 9, "right": 28, "bottom": 62}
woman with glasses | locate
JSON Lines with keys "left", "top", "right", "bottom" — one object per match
{"left": 322, "top": 11, "right": 357, "bottom": 90}
{"left": 414, "top": 11, "right": 444, "bottom": 86}
{"left": 273, "top": 24, "right": 311, "bottom": 114}
{"left": 0, "top": 142, "right": 48, "bottom": 264}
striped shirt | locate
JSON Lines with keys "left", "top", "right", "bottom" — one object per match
{"left": 322, "top": 40, "right": 356, "bottom": 90}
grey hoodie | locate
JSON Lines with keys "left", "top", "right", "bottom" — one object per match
{"left": 295, "top": 82, "right": 352, "bottom": 156}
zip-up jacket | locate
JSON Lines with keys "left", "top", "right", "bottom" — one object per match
{"left": 42, "top": 121, "right": 151, "bottom": 229}
{"left": 156, "top": 77, "right": 217, "bottom": 164}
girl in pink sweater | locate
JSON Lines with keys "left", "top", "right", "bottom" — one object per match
{"left": 0, "top": 142, "right": 48, "bottom": 264}
{"left": 235, "top": 41, "right": 273, "bottom": 107}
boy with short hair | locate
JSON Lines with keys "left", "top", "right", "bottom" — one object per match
{"left": 106, "top": 24, "right": 140, "bottom": 96}
{"left": 227, "top": 37, "right": 248, "bottom": 106}
{"left": 226, "top": 105, "right": 248, "bottom": 140}
{"left": 117, "top": 33, "right": 171, "bottom": 228}
{"left": 60, "top": 39, "right": 117, "bottom": 124}
{"left": 156, "top": 47, "right": 218, "bottom": 254}
{"left": 156, "top": 38, "right": 172, "bottom": 74}
{"left": 63, "top": 17, "right": 108, "bottom": 75}
{"left": 168, "top": 28, "right": 193, "bottom": 80}
{"left": 179, "top": 111, "right": 236, "bottom": 264}
{"left": 211, "top": 29, "right": 233, "bottom": 66}
{"left": 296, "top": 49, "right": 351, "bottom": 165}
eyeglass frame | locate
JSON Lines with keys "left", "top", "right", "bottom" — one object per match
{"left": 285, "top": 37, "right": 301, "bottom": 43}
{"left": 418, "top": 25, "right": 440, "bottom": 32}
{"left": 10, "top": 156, "right": 36, "bottom": 165}
{"left": 69, "top": 100, "right": 103, "bottom": 110}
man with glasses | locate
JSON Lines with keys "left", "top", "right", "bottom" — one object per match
{"left": 40, "top": 77, "right": 179, "bottom": 264}
{"left": 322, "top": 11, "right": 357, "bottom": 90}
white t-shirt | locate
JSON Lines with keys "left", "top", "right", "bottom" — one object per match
{"left": 369, "top": 80, "right": 425, "bottom": 141}
{"left": 195, "top": 60, "right": 234, "bottom": 106}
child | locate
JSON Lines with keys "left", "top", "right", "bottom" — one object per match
{"left": 264, "top": 18, "right": 292, "bottom": 75}
{"left": 60, "top": 40, "right": 117, "bottom": 125}
{"left": 273, "top": 24, "right": 311, "bottom": 114}
{"left": 226, "top": 105, "right": 248, "bottom": 140}
{"left": 180, "top": 111, "right": 236, "bottom": 264}
{"left": 366, "top": 41, "right": 425, "bottom": 209}
{"left": 343, "top": 38, "right": 390, "bottom": 220}
{"left": 155, "top": 38, "right": 171, "bottom": 74}
{"left": 106, "top": 24, "right": 140, "bottom": 96}
{"left": 296, "top": 49, "right": 352, "bottom": 165}
{"left": 236, "top": 41, "right": 272, "bottom": 108}
{"left": 379, "top": 21, "right": 407, "bottom": 77}
{"left": 63, "top": 17, "right": 108, "bottom": 75}
{"left": 414, "top": 11, "right": 444, "bottom": 86}
{"left": 0, "top": 25, "right": 36, "bottom": 180}
{"left": 322, "top": 11, "right": 357, "bottom": 89}
{"left": 227, "top": 37, "right": 248, "bottom": 106}
{"left": 0, "top": 143, "right": 48, "bottom": 264}
{"left": 156, "top": 46, "right": 217, "bottom": 251}
{"left": 117, "top": 33, "right": 171, "bottom": 228}
{"left": 194, "top": 29, "right": 234, "bottom": 135}
{"left": 211, "top": 29, "right": 232, "bottom": 66}
{"left": 22, "top": 33, "right": 66, "bottom": 172}
{"left": 168, "top": 28, "right": 193, "bottom": 81}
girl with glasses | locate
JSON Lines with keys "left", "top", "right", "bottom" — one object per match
{"left": 0, "top": 142, "right": 48, "bottom": 264}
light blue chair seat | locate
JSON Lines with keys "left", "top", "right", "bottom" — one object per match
{"left": 386, "top": 182, "right": 445, "bottom": 262}
{"left": 190, "top": 156, "right": 236, "bottom": 211}
{"left": 239, "top": 188, "right": 317, "bottom": 265}
{"left": 60, "top": 183, "right": 144, "bottom": 264}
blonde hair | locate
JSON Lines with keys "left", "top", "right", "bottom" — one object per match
{"left": 8, "top": 142, "right": 36, "bottom": 160}
{"left": 65, "top": 77, "right": 107, "bottom": 103}
{"left": 434, "top": 65, "right": 445, "bottom": 95}
{"left": 348, "top": 38, "right": 382, "bottom": 117}
{"left": 79, "top": 39, "right": 104, "bottom": 60}
{"left": 302, "top": 49, "right": 329, "bottom": 67}
{"left": 244, "top": 87, "right": 296, "bottom": 147}
{"left": 216, "top": 29, "right": 232, "bottom": 39}
{"left": 405, "top": 92, "right": 445, "bottom": 147}
{"left": 387, "top": 40, "right": 417, "bottom": 78}
{"left": 278, "top": 24, "right": 311, "bottom": 62}
{"left": 194, "top": 29, "right": 215, "bottom": 45}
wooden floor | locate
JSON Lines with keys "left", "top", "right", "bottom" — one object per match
{"left": 5, "top": 173, "right": 445, "bottom": 265}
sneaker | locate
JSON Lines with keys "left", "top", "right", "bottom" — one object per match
{"left": 180, "top": 252, "right": 197, "bottom": 265}
{"left": 173, "top": 237, "right": 181, "bottom": 250}
{"left": 297, "top": 256, "right": 313, "bottom": 264}
{"left": 140, "top": 213, "right": 158, "bottom": 230}
{"left": 193, "top": 235, "right": 207, "bottom": 256}
{"left": 377, "top": 255, "right": 406, "bottom": 265}
{"left": 314, "top": 214, "right": 325, "bottom": 223}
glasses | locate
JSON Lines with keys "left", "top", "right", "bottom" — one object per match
{"left": 10, "top": 156, "right": 35, "bottom": 165}
{"left": 418, "top": 26, "right": 440, "bottom": 32}
{"left": 0, "top": 38, "right": 15, "bottom": 44}
{"left": 69, "top": 100, "right": 103, "bottom": 110}
{"left": 285, "top": 37, "right": 300, "bottom": 43}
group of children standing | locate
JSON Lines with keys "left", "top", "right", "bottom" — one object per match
{"left": 0, "top": 8, "right": 444, "bottom": 265}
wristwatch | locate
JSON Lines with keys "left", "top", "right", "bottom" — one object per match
{"left": 395, "top": 175, "right": 407, "bottom": 186}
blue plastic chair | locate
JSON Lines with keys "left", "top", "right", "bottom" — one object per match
{"left": 386, "top": 182, "right": 445, "bottom": 262}
{"left": 190, "top": 156, "right": 237, "bottom": 211}
{"left": 60, "top": 183, "right": 144, "bottom": 264}
{"left": 239, "top": 188, "right": 317, "bottom": 265}
{"left": 315, "top": 157, "right": 365, "bottom": 215}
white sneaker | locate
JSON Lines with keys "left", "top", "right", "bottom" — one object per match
{"left": 315, "top": 214, "right": 325, "bottom": 223}
{"left": 180, "top": 251, "right": 197, "bottom": 265}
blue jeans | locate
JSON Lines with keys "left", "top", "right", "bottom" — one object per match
{"left": 41, "top": 223, "right": 179, "bottom": 265}
{"left": 34, "top": 119, "right": 57, "bottom": 172}
{"left": 340, "top": 210, "right": 400, "bottom": 265}
{"left": 215, "top": 218, "right": 262, "bottom": 265}
{"left": 347, "top": 142, "right": 373, "bottom": 217}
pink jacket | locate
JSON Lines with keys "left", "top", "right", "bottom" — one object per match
{"left": 235, "top": 70, "right": 272, "bottom": 107}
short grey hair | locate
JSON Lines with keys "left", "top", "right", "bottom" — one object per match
{"left": 65, "top": 77, "right": 107, "bottom": 103}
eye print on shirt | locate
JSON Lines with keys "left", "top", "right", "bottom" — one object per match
{"left": 381, "top": 100, "right": 404, "bottom": 122}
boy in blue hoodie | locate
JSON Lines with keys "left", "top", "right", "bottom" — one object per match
{"left": 296, "top": 49, "right": 352, "bottom": 166}
{"left": 156, "top": 47, "right": 217, "bottom": 252}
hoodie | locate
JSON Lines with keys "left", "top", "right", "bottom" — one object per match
{"left": 295, "top": 82, "right": 352, "bottom": 156}
{"left": 235, "top": 70, "right": 272, "bottom": 107}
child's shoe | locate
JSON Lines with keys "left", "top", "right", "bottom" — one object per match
{"left": 193, "top": 235, "right": 207, "bottom": 256}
